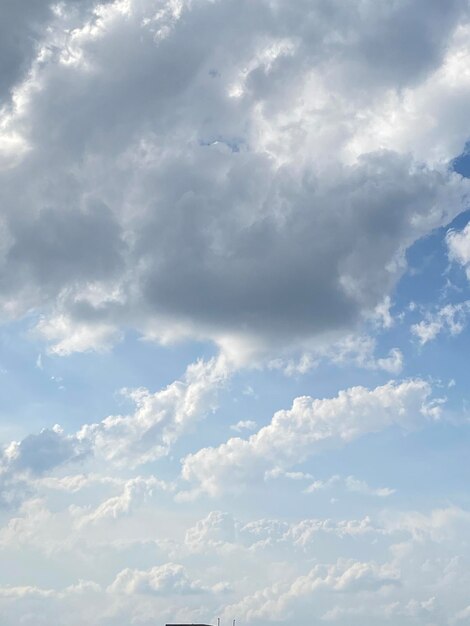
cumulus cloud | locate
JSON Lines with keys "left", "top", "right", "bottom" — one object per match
{"left": 0, "top": 356, "right": 227, "bottom": 510}
{"left": 35, "top": 313, "right": 121, "bottom": 355}
{"left": 108, "top": 563, "right": 207, "bottom": 596}
{"left": 0, "top": 472, "right": 31, "bottom": 510}
{"left": 220, "top": 559, "right": 400, "bottom": 622}
{"left": 1, "top": 499, "right": 469, "bottom": 626}
{"left": 383, "top": 506, "right": 470, "bottom": 543}
{"left": 1, "top": 4, "right": 470, "bottom": 624}
{"left": 184, "top": 510, "right": 381, "bottom": 555}
{"left": 74, "top": 476, "right": 169, "bottom": 527}
{"left": 77, "top": 355, "right": 228, "bottom": 467}
{"left": 0, "top": 425, "right": 89, "bottom": 509}
{"left": 321, "top": 596, "right": 439, "bottom": 623}
{"left": 184, "top": 511, "right": 239, "bottom": 552}
{"left": 0, "top": 0, "right": 468, "bottom": 361}
{"left": 6, "top": 426, "right": 89, "bottom": 475}
{"left": 180, "top": 379, "right": 435, "bottom": 497}
{"left": 35, "top": 473, "right": 119, "bottom": 493}
{"left": 0, "top": 498, "right": 56, "bottom": 550}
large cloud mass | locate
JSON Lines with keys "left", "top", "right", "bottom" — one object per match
{"left": 0, "top": 0, "right": 469, "bottom": 358}
{"left": 1, "top": 4, "right": 470, "bottom": 626}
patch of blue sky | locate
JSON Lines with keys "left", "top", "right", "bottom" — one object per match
{"left": 0, "top": 316, "right": 217, "bottom": 439}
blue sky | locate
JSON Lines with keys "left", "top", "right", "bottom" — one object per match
{"left": 0, "top": 1, "right": 470, "bottom": 625}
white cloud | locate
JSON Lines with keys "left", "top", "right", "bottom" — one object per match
{"left": 0, "top": 357, "right": 228, "bottom": 510}
{"left": 382, "top": 506, "right": 470, "bottom": 542}
{"left": 303, "top": 475, "right": 395, "bottom": 498}
{"left": 230, "top": 420, "right": 257, "bottom": 433}
{"left": 185, "top": 511, "right": 239, "bottom": 552}
{"left": 0, "top": 498, "right": 55, "bottom": 550}
{"left": 321, "top": 596, "right": 439, "bottom": 623}
{"left": 0, "top": 499, "right": 469, "bottom": 626}
{"left": 345, "top": 476, "right": 396, "bottom": 498}
{"left": 220, "top": 559, "right": 400, "bottom": 622}
{"left": 304, "top": 476, "right": 342, "bottom": 494}
{"left": 269, "top": 335, "right": 404, "bottom": 376}
{"left": 35, "top": 473, "right": 118, "bottom": 493}
{"left": 447, "top": 222, "right": 470, "bottom": 279}
{"left": 325, "top": 337, "right": 403, "bottom": 374}
{"left": 265, "top": 468, "right": 314, "bottom": 482}
{"left": 36, "top": 314, "right": 121, "bottom": 355}
{"left": 107, "top": 563, "right": 206, "bottom": 596}
{"left": 77, "top": 355, "right": 229, "bottom": 467}
{"left": 1, "top": 424, "right": 89, "bottom": 481}
{"left": 184, "top": 510, "right": 381, "bottom": 555}
{"left": 74, "top": 476, "right": 169, "bottom": 527}
{"left": 376, "top": 348, "right": 404, "bottom": 375}
{"left": 372, "top": 297, "right": 395, "bottom": 329}
{"left": 0, "top": 580, "right": 101, "bottom": 600}
{"left": 411, "top": 301, "right": 470, "bottom": 344}
{"left": 0, "top": 3, "right": 470, "bottom": 624}
{"left": 180, "top": 379, "right": 434, "bottom": 497}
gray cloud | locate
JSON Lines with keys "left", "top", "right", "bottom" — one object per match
{"left": 0, "top": 0, "right": 113, "bottom": 105}
{"left": 5, "top": 201, "right": 124, "bottom": 301}
{"left": 136, "top": 152, "right": 464, "bottom": 347}
{"left": 0, "top": 0, "right": 53, "bottom": 104}
{"left": 11, "top": 428, "right": 89, "bottom": 475}
{"left": 0, "top": 426, "right": 89, "bottom": 508}
{"left": 0, "top": 0, "right": 469, "bottom": 358}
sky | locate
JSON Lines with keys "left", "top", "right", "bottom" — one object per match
{"left": 0, "top": 0, "right": 470, "bottom": 624}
